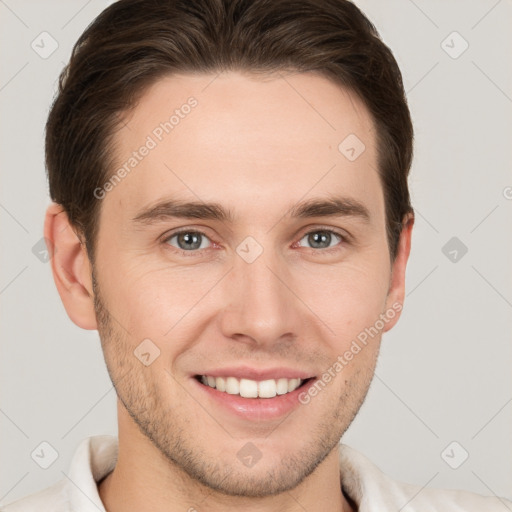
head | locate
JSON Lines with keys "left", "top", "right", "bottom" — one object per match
{"left": 45, "top": 0, "right": 414, "bottom": 499}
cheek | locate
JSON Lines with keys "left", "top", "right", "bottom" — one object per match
{"left": 294, "top": 257, "right": 390, "bottom": 337}
{"left": 103, "top": 259, "right": 223, "bottom": 342}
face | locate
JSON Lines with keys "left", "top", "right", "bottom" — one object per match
{"left": 90, "top": 71, "right": 406, "bottom": 497}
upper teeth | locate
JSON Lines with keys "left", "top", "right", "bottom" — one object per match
{"left": 200, "top": 376, "right": 303, "bottom": 398}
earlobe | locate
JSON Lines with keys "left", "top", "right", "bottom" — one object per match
{"left": 44, "top": 203, "right": 98, "bottom": 330}
{"left": 383, "top": 213, "right": 414, "bottom": 333}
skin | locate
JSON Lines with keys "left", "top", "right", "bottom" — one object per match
{"left": 46, "top": 71, "right": 413, "bottom": 512}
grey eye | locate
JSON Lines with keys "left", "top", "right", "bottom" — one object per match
{"left": 298, "top": 230, "right": 341, "bottom": 249}
{"left": 167, "top": 231, "right": 211, "bottom": 251}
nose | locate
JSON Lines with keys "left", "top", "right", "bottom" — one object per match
{"left": 218, "top": 247, "right": 302, "bottom": 348}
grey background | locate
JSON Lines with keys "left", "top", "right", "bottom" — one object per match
{"left": 1, "top": 0, "right": 511, "bottom": 506}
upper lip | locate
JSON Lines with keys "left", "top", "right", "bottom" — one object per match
{"left": 194, "top": 366, "right": 316, "bottom": 381}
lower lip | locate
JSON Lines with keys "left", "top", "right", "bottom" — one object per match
{"left": 192, "top": 377, "right": 317, "bottom": 422}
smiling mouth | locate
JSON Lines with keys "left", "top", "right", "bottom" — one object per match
{"left": 195, "top": 375, "right": 313, "bottom": 399}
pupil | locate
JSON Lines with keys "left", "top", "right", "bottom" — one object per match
{"left": 309, "top": 231, "right": 331, "bottom": 248}
{"left": 179, "top": 232, "right": 201, "bottom": 250}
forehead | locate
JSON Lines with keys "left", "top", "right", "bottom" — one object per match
{"left": 105, "top": 71, "right": 383, "bottom": 225}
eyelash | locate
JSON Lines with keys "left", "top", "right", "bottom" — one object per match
{"left": 162, "top": 227, "right": 348, "bottom": 257}
{"left": 298, "top": 229, "right": 347, "bottom": 253}
{"left": 162, "top": 229, "right": 214, "bottom": 258}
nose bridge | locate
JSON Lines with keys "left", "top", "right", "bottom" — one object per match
{"left": 220, "top": 245, "right": 298, "bottom": 345}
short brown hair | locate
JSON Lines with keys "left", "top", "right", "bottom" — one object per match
{"left": 46, "top": 0, "right": 414, "bottom": 262}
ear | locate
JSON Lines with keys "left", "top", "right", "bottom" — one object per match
{"left": 44, "top": 203, "right": 98, "bottom": 330}
{"left": 382, "top": 212, "right": 414, "bottom": 333}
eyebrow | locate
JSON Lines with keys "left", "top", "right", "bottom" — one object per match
{"left": 131, "top": 196, "right": 371, "bottom": 225}
{"left": 132, "top": 200, "right": 234, "bottom": 224}
{"left": 289, "top": 196, "right": 370, "bottom": 222}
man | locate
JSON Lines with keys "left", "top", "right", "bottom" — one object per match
{"left": 3, "top": 0, "right": 510, "bottom": 510}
